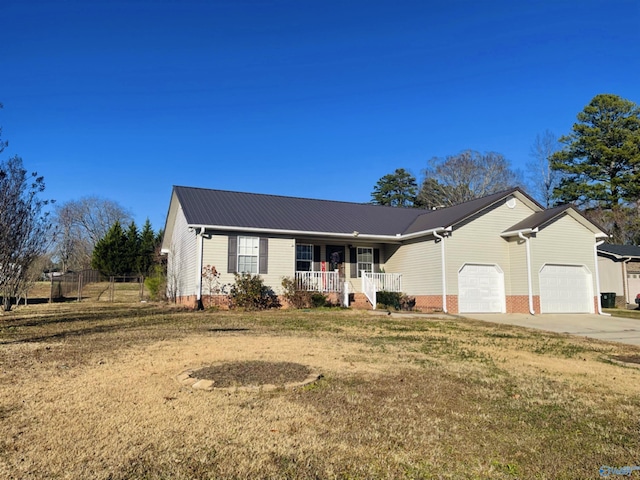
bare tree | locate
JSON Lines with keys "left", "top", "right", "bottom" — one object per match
{"left": 417, "top": 150, "right": 522, "bottom": 208}
{"left": 528, "top": 130, "right": 561, "bottom": 208}
{"left": 0, "top": 156, "right": 53, "bottom": 310}
{"left": 52, "top": 196, "right": 132, "bottom": 271}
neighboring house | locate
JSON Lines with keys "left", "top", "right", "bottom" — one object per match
{"left": 597, "top": 244, "right": 640, "bottom": 307}
{"left": 161, "top": 185, "right": 608, "bottom": 314}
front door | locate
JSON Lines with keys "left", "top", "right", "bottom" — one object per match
{"left": 326, "top": 245, "right": 345, "bottom": 276}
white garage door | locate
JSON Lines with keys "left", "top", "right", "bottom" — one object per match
{"left": 539, "top": 264, "right": 593, "bottom": 313}
{"left": 458, "top": 264, "right": 505, "bottom": 313}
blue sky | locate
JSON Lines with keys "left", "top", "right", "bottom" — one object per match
{"left": 2, "top": 0, "right": 639, "bottom": 232}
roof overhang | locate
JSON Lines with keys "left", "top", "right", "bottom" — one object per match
{"left": 500, "top": 227, "right": 539, "bottom": 238}
{"left": 186, "top": 223, "right": 452, "bottom": 243}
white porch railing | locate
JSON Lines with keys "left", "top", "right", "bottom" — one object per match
{"left": 295, "top": 271, "right": 342, "bottom": 292}
{"left": 362, "top": 272, "right": 403, "bottom": 310}
{"left": 362, "top": 271, "right": 377, "bottom": 309}
{"left": 364, "top": 272, "right": 402, "bottom": 293}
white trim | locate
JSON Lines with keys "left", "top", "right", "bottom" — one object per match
{"left": 295, "top": 243, "right": 314, "bottom": 272}
{"left": 237, "top": 235, "right": 259, "bottom": 274}
{"left": 356, "top": 246, "right": 373, "bottom": 278}
{"left": 187, "top": 224, "right": 451, "bottom": 242}
{"left": 433, "top": 230, "right": 447, "bottom": 313}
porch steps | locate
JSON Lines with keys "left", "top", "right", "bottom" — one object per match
{"left": 350, "top": 293, "right": 373, "bottom": 310}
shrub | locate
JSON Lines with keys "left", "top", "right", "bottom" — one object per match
{"left": 281, "top": 277, "right": 311, "bottom": 308}
{"left": 144, "top": 265, "right": 166, "bottom": 301}
{"left": 230, "top": 273, "right": 280, "bottom": 310}
{"left": 281, "top": 277, "right": 328, "bottom": 309}
{"left": 311, "top": 292, "right": 327, "bottom": 308}
{"left": 377, "top": 291, "right": 416, "bottom": 311}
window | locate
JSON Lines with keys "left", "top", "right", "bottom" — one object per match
{"left": 238, "top": 236, "right": 259, "bottom": 274}
{"left": 296, "top": 244, "right": 313, "bottom": 272}
{"left": 357, "top": 247, "right": 373, "bottom": 277}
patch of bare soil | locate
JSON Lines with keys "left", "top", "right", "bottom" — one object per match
{"left": 191, "top": 361, "right": 311, "bottom": 387}
{"left": 611, "top": 354, "right": 640, "bottom": 365}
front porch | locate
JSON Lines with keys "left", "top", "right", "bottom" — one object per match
{"left": 295, "top": 271, "right": 402, "bottom": 309}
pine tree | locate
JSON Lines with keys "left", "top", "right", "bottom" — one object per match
{"left": 551, "top": 94, "right": 640, "bottom": 243}
{"left": 138, "top": 219, "right": 156, "bottom": 277}
{"left": 91, "top": 221, "right": 127, "bottom": 276}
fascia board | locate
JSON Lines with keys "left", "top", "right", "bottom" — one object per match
{"left": 187, "top": 224, "right": 449, "bottom": 243}
{"left": 500, "top": 227, "right": 539, "bottom": 238}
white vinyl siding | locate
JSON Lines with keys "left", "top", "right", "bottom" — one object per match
{"left": 597, "top": 256, "right": 624, "bottom": 297}
{"left": 385, "top": 240, "right": 442, "bottom": 296}
{"left": 507, "top": 236, "right": 529, "bottom": 296}
{"left": 446, "top": 198, "right": 534, "bottom": 295}
{"left": 202, "top": 235, "right": 294, "bottom": 295}
{"left": 167, "top": 206, "right": 197, "bottom": 298}
{"left": 529, "top": 215, "right": 598, "bottom": 300}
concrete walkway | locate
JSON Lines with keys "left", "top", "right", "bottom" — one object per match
{"left": 462, "top": 313, "right": 640, "bottom": 347}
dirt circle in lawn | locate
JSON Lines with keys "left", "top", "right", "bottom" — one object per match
{"left": 177, "top": 361, "right": 322, "bottom": 391}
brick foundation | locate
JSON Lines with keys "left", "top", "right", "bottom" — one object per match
{"left": 506, "top": 295, "right": 541, "bottom": 314}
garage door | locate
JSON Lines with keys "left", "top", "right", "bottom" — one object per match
{"left": 539, "top": 264, "right": 593, "bottom": 313}
{"left": 458, "top": 264, "right": 505, "bottom": 313}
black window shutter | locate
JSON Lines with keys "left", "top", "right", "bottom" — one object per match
{"left": 374, "top": 248, "right": 380, "bottom": 273}
{"left": 350, "top": 247, "right": 357, "bottom": 278}
{"left": 227, "top": 236, "right": 237, "bottom": 273}
{"left": 259, "top": 237, "right": 269, "bottom": 274}
{"left": 313, "top": 245, "right": 321, "bottom": 271}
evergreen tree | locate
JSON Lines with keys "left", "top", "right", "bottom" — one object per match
{"left": 138, "top": 219, "right": 156, "bottom": 276}
{"left": 124, "top": 221, "right": 140, "bottom": 275}
{"left": 551, "top": 94, "right": 640, "bottom": 243}
{"left": 371, "top": 168, "right": 418, "bottom": 207}
{"left": 91, "top": 221, "right": 127, "bottom": 276}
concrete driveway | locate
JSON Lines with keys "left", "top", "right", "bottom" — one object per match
{"left": 461, "top": 313, "right": 640, "bottom": 347}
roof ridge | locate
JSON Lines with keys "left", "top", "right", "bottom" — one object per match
{"left": 173, "top": 185, "right": 433, "bottom": 213}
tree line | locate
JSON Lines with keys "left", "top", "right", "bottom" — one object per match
{"left": 371, "top": 94, "right": 640, "bottom": 244}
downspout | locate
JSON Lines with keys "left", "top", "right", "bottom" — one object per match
{"left": 518, "top": 230, "right": 536, "bottom": 315}
{"left": 195, "top": 227, "right": 204, "bottom": 310}
{"left": 622, "top": 258, "right": 631, "bottom": 305}
{"left": 593, "top": 240, "right": 610, "bottom": 316}
{"left": 433, "top": 227, "right": 451, "bottom": 313}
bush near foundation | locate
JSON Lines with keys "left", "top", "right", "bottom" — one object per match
{"left": 377, "top": 291, "right": 416, "bottom": 311}
{"left": 281, "top": 277, "right": 327, "bottom": 308}
{"left": 230, "top": 273, "right": 280, "bottom": 310}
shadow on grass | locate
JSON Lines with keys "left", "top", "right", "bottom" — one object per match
{"left": 0, "top": 305, "right": 197, "bottom": 345}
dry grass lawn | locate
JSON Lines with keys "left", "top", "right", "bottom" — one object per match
{"left": 1, "top": 300, "right": 640, "bottom": 479}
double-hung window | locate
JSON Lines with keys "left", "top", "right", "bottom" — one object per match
{"left": 238, "top": 236, "right": 259, "bottom": 274}
{"left": 296, "top": 244, "right": 313, "bottom": 272}
{"left": 357, "top": 247, "right": 373, "bottom": 277}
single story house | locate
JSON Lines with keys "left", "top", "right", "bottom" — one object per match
{"left": 161, "top": 185, "right": 608, "bottom": 314}
{"left": 597, "top": 243, "right": 640, "bottom": 307}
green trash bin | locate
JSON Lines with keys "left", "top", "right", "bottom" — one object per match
{"left": 600, "top": 292, "right": 616, "bottom": 308}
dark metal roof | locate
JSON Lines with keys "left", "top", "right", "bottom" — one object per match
{"left": 174, "top": 186, "right": 428, "bottom": 235}
{"left": 598, "top": 243, "right": 640, "bottom": 259}
{"left": 172, "top": 186, "right": 535, "bottom": 237}
{"left": 503, "top": 205, "right": 572, "bottom": 233}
